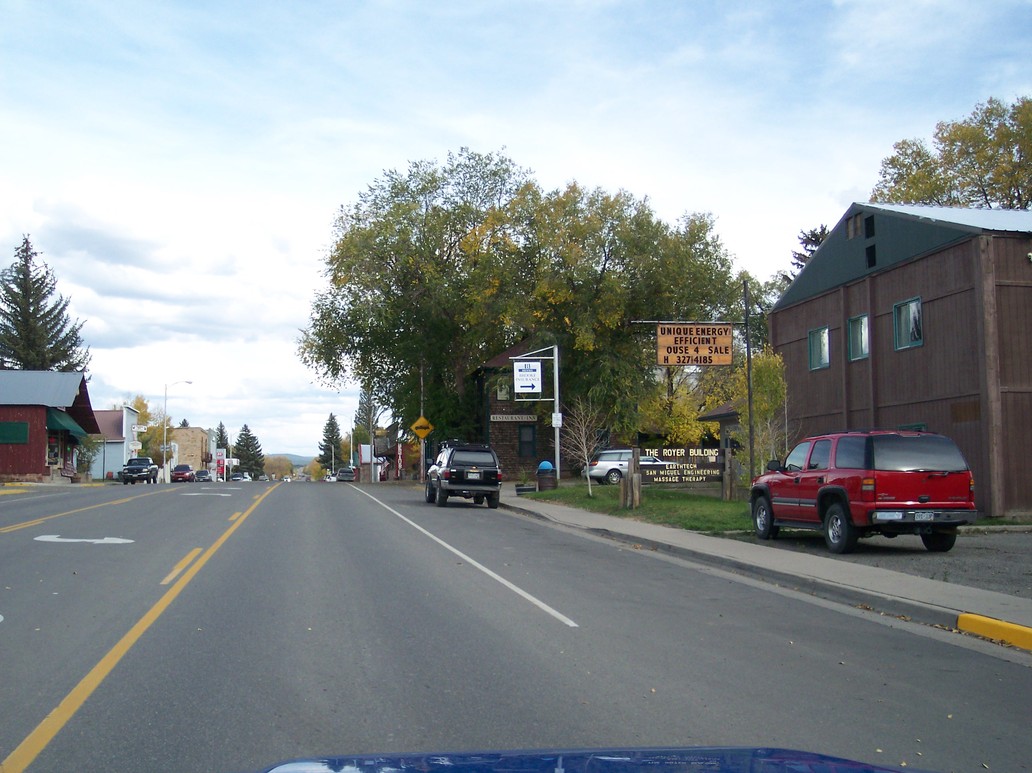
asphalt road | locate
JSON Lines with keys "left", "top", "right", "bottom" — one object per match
{"left": 1, "top": 481, "right": 1029, "bottom": 773}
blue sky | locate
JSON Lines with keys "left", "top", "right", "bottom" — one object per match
{"left": 2, "top": 1, "right": 1030, "bottom": 456}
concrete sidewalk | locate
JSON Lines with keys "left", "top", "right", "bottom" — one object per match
{"left": 501, "top": 497, "right": 1032, "bottom": 653}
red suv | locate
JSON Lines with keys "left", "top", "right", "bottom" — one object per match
{"left": 750, "top": 430, "right": 976, "bottom": 553}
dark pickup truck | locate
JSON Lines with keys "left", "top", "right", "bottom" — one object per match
{"left": 122, "top": 457, "right": 159, "bottom": 484}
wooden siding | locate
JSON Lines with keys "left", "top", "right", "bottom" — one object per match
{"left": 1001, "top": 392, "right": 1032, "bottom": 514}
{"left": 994, "top": 235, "right": 1032, "bottom": 514}
{"left": 0, "top": 405, "right": 49, "bottom": 479}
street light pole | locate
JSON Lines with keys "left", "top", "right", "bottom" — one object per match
{"left": 162, "top": 380, "right": 193, "bottom": 483}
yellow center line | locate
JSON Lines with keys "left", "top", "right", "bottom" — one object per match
{"left": 160, "top": 548, "right": 203, "bottom": 586}
{"left": 0, "top": 483, "right": 280, "bottom": 773}
{"left": 0, "top": 489, "right": 173, "bottom": 534}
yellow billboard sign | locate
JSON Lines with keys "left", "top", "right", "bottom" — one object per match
{"left": 656, "top": 323, "right": 733, "bottom": 366}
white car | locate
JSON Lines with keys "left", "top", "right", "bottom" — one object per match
{"left": 584, "top": 449, "right": 669, "bottom": 484}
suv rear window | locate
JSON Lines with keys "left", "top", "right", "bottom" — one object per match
{"left": 834, "top": 436, "right": 866, "bottom": 469}
{"left": 451, "top": 450, "right": 496, "bottom": 466}
{"left": 871, "top": 435, "right": 969, "bottom": 472}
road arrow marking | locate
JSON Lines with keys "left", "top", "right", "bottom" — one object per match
{"left": 34, "top": 535, "right": 134, "bottom": 545}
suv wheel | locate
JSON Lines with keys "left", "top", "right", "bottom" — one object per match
{"left": 487, "top": 492, "right": 499, "bottom": 509}
{"left": 434, "top": 485, "right": 448, "bottom": 507}
{"left": 823, "top": 502, "right": 858, "bottom": 554}
{"left": 424, "top": 479, "right": 436, "bottom": 504}
{"left": 605, "top": 468, "right": 622, "bottom": 485}
{"left": 752, "top": 495, "right": 778, "bottom": 540}
{"left": 921, "top": 530, "right": 957, "bottom": 552}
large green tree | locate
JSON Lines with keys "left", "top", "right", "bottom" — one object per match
{"left": 299, "top": 149, "right": 738, "bottom": 441}
{"left": 234, "top": 424, "right": 265, "bottom": 478}
{"left": 317, "top": 413, "right": 344, "bottom": 470}
{"left": 215, "top": 422, "right": 230, "bottom": 452}
{"left": 0, "top": 235, "right": 91, "bottom": 371}
{"left": 871, "top": 96, "right": 1032, "bottom": 209}
{"left": 300, "top": 149, "right": 532, "bottom": 441}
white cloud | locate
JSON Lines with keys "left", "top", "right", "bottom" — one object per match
{"left": 2, "top": 0, "right": 1029, "bottom": 454}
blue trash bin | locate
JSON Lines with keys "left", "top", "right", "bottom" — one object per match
{"left": 536, "top": 460, "right": 557, "bottom": 491}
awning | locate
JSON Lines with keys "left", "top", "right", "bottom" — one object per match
{"left": 46, "top": 408, "right": 88, "bottom": 439}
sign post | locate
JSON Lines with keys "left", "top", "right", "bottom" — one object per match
{"left": 510, "top": 346, "right": 561, "bottom": 477}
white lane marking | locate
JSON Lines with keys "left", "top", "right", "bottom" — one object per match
{"left": 353, "top": 487, "right": 578, "bottom": 628}
{"left": 34, "top": 535, "right": 134, "bottom": 545}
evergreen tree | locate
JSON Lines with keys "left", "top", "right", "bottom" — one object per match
{"left": 317, "top": 413, "right": 344, "bottom": 470}
{"left": 789, "top": 225, "right": 828, "bottom": 279}
{"left": 215, "top": 422, "right": 230, "bottom": 453}
{"left": 0, "top": 235, "right": 91, "bottom": 371}
{"left": 234, "top": 424, "right": 265, "bottom": 478}
{"left": 354, "top": 388, "right": 385, "bottom": 445}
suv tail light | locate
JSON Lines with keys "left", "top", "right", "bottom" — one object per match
{"left": 861, "top": 476, "right": 875, "bottom": 502}
{"left": 442, "top": 469, "right": 451, "bottom": 480}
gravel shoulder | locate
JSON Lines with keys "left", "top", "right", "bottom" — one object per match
{"left": 733, "top": 526, "right": 1032, "bottom": 600}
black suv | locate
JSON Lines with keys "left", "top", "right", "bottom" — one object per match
{"left": 425, "top": 442, "right": 502, "bottom": 508}
{"left": 750, "top": 429, "right": 976, "bottom": 553}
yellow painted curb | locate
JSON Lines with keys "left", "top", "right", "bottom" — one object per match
{"left": 957, "top": 613, "right": 1032, "bottom": 652}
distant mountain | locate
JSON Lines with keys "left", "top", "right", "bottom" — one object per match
{"left": 268, "top": 453, "right": 315, "bottom": 466}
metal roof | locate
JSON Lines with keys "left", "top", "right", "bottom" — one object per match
{"left": 0, "top": 370, "right": 89, "bottom": 407}
{"left": 863, "top": 203, "right": 1032, "bottom": 232}
{"left": 774, "top": 203, "right": 1032, "bottom": 311}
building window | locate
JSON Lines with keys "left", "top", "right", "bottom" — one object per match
{"left": 0, "top": 421, "right": 29, "bottom": 444}
{"left": 848, "top": 315, "right": 869, "bottom": 361}
{"left": 518, "top": 424, "right": 536, "bottom": 458}
{"left": 808, "top": 327, "right": 830, "bottom": 370}
{"left": 864, "top": 215, "right": 875, "bottom": 238}
{"left": 894, "top": 298, "right": 923, "bottom": 350}
{"left": 496, "top": 382, "right": 510, "bottom": 401}
{"left": 898, "top": 422, "right": 927, "bottom": 431}
{"left": 846, "top": 213, "right": 863, "bottom": 239}
{"left": 865, "top": 244, "right": 877, "bottom": 268}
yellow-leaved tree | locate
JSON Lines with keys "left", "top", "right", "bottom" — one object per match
{"left": 727, "top": 347, "right": 791, "bottom": 481}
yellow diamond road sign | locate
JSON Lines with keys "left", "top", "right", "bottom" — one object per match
{"left": 411, "top": 416, "right": 434, "bottom": 439}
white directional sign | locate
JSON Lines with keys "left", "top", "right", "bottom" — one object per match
{"left": 514, "top": 361, "right": 542, "bottom": 393}
{"left": 35, "top": 535, "right": 134, "bottom": 545}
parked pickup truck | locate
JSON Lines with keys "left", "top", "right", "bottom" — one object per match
{"left": 122, "top": 457, "right": 159, "bottom": 485}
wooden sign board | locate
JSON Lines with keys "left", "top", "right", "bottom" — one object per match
{"left": 656, "top": 323, "right": 733, "bottom": 366}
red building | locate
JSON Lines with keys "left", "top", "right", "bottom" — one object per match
{"left": 0, "top": 371, "right": 100, "bottom": 483}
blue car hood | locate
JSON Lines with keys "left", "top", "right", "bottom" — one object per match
{"left": 259, "top": 747, "right": 930, "bottom": 773}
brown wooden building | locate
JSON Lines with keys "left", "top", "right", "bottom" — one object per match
{"left": 0, "top": 371, "right": 101, "bottom": 483}
{"left": 769, "top": 203, "right": 1032, "bottom": 518}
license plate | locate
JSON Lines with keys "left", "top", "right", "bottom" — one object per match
{"left": 914, "top": 512, "right": 934, "bottom": 521}
{"left": 467, "top": 471, "right": 481, "bottom": 480}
